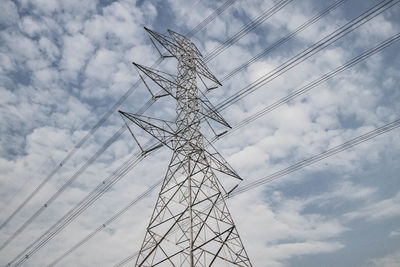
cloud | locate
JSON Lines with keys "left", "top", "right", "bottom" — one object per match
{"left": 389, "top": 230, "right": 400, "bottom": 238}
{"left": 263, "top": 241, "right": 344, "bottom": 267}
{"left": 366, "top": 249, "right": 400, "bottom": 267}
{"left": 0, "top": 0, "right": 19, "bottom": 27}
{"left": 0, "top": 0, "right": 399, "bottom": 266}
{"left": 228, "top": 188, "right": 347, "bottom": 266}
{"left": 60, "top": 33, "right": 95, "bottom": 81}
{"left": 38, "top": 37, "right": 60, "bottom": 61}
{"left": 343, "top": 192, "right": 400, "bottom": 222}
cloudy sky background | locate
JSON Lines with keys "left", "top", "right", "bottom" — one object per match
{"left": 0, "top": 0, "right": 399, "bottom": 266}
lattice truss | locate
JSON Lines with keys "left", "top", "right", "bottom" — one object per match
{"left": 119, "top": 28, "right": 252, "bottom": 267}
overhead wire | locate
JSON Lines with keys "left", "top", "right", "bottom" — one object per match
{"left": 7, "top": 0, "right": 398, "bottom": 263}
{"left": 227, "top": 31, "right": 400, "bottom": 135}
{"left": 0, "top": 160, "right": 48, "bottom": 216}
{"left": 203, "top": 0, "right": 295, "bottom": 62}
{"left": 186, "top": 0, "right": 239, "bottom": 37}
{"left": 214, "top": 0, "right": 400, "bottom": 113}
{"left": 6, "top": 144, "right": 153, "bottom": 267}
{"left": 0, "top": 58, "right": 160, "bottom": 234}
{"left": 47, "top": 179, "right": 164, "bottom": 267}
{"left": 47, "top": 31, "right": 400, "bottom": 266}
{"left": 220, "top": 0, "right": 349, "bottom": 82}
{"left": 113, "top": 252, "right": 139, "bottom": 267}
{"left": 0, "top": 125, "right": 127, "bottom": 251}
{"left": 8, "top": 0, "right": 396, "bottom": 264}
{"left": 230, "top": 118, "right": 400, "bottom": 196}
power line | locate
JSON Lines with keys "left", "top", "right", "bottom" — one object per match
{"left": 6, "top": 149, "right": 149, "bottom": 267}
{"left": 0, "top": 58, "right": 159, "bottom": 234}
{"left": 221, "top": 0, "right": 349, "bottom": 82}
{"left": 231, "top": 119, "right": 400, "bottom": 196}
{"left": 47, "top": 178, "right": 163, "bottom": 267}
{"left": 214, "top": 0, "right": 400, "bottom": 113}
{"left": 0, "top": 126, "right": 127, "bottom": 251}
{"left": 114, "top": 251, "right": 140, "bottom": 267}
{"left": 228, "top": 32, "right": 400, "bottom": 135}
{"left": 47, "top": 32, "right": 400, "bottom": 266}
{"left": 186, "top": 0, "right": 239, "bottom": 37}
{"left": 5, "top": 0, "right": 396, "bottom": 264}
{"left": 204, "top": 0, "right": 294, "bottom": 61}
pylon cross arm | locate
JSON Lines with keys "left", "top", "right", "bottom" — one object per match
{"left": 145, "top": 27, "right": 221, "bottom": 88}
{"left": 121, "top": 111, "right": 241, "bottom": 182}
{"left": 133, "top": 62, "right": 230, "bottom": 129}
{"left": 144, "top": 27, "right": 182, "bottom": 57}
{"left": 193, "top": 58, "right": 222, "bottom": 86}
{"left": 197, "top": 92, "right": 231, "bottom": 128}
{"left": 133, "top": 62, "right": 178, "bottom": 99}
{"left": 119, "top": 111, "right": 176, "bottom": 149}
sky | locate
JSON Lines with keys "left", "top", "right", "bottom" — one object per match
{"left": 0, "top": 0, "right": 399, "bottom": 266}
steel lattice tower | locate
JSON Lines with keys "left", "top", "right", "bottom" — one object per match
{"left": 120, "top": 28, "right": 252, "bottom": 267}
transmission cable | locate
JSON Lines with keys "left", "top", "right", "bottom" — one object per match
{"left": 221, "top": 0, "right": 348, "bottom": 82}
{"left": 186, "top": 0, "right": 239, "bottom": 37}
{"left": 4, "top": 1, "right": 398, "bottom": 264}
{"left": 227, "top": 32, "right": 400, "bottom": 135}
{"left": 47, "top": 178, "right": 164, "bottom": 267}
{"left": 46, "top": 32, "right": 400, "bottom": 266}
{"left": 0, "top": 58, "right": 159, "bottom": 234}
{"left": 203, "top": 0, "right": 294, "bottom": 62}
{"left": 6, "top": 145, "right": 152, "bottom": 267}
{"left": 8, "top": 3, "right": 396, "bottom": 264}
{"left": 214, "top": 0, "right": 399, "bottom": 113}
{"left": 0, "top": 126, "right": 128, "bottom": 251}
{"left": 231, "top": 118, "right": 400, "bottom": 196}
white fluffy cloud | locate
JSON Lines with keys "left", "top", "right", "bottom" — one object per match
{"left": 343, "top": 192, "right": 400, "bottom": 222}
{"left": 0, "top": 0, "right": 399, "bottom": 266}
{"left": 60, "top": 33, "right": 95, "bottom": 81}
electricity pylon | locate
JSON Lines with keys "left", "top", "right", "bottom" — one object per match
{"left": 120, "top": 28, "right": 252, "bottom": 267}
